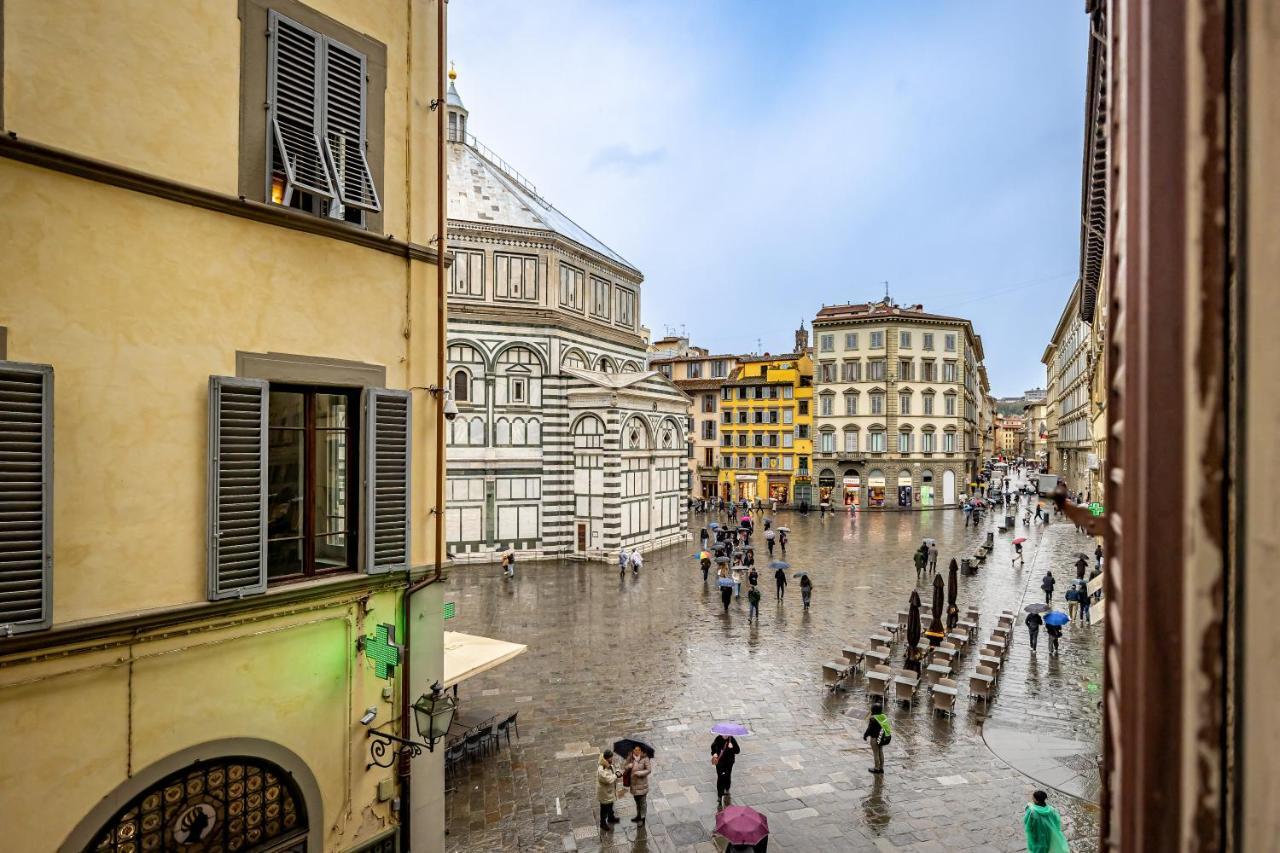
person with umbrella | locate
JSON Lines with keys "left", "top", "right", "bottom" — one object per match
{"left": 719, "top": 567, "right": 734, "bottom": 613}
{"left": 765, "top": 527, "right": 776, "bottom": 557}
{"left": 773, "top": 561, "right": 788, "bottom": 600}
{"left": 747, "top": 578, "right": 761, "bottom": 620}
{"left": 798, "top": 573, "right": 813, "bottom": 608}
{"left": 622, "top": 743, "right": 653, "bottom": 825}
{"left": 710, "top": 724, "right": 745, "bottom": 806}
{"left": 1043, "top": 610, "right": 1069, "bottom": 656}
{"left": 1025, "top": 605, "right": 1046, "bottom": 652}
{"left": 700, "top": 552, "right": 712, "bottom": 582}
{"left": 618, "top": 547, "right": 629, "bottom": 577}
{"left": 714, "top": 805, "right": 770, "bottom": 852}
{"left": 1013, "top": 537, "right": 1027, "bottom": 567}
{"left": 700, "top": 527, "right": 709, "bottom": 550}
{"left": 597, "top": 750, "right": 622, "bottom": 830}
{"left": 778, "top": 528, "right": 788, "bottom": 556}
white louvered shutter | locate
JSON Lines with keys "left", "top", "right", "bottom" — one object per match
{"left": 268, "top": 11, "right": 336, "bottom": 200}
{"left": 0, "top": 362, "right": 52, "bottom": 634}
{"left": 323, "top": 39, "right": 381, "bottom": 212}
{"left": 364, "top": 389, "right": 410, "bottom": 573}
{"left": 207, "top": 377, "right": 268, "bottom": 600}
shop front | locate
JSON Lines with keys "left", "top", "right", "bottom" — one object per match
{"left": 700, "top": 479, "right": 718, "bottom": 500}
{"left": 868, "top": 469, "right": 886, "bottom": 507}
{"left": 842, "top": 468, "right": 861, "bottom": 506}
{"left": 897, "top": 470, "right": 914, "bottom": 508}
{"left": 736, "top": 473, "right": 758, "bottom": 502}
{"left": 818, "top": 469, "right": 836, "bottom": 504}
{"left": 792, "top": 476, "right": 813, "bottom": 506}
{"left": 767, "top": 476, "right": 790, "bottom": 504}
{"left": 921, "top": 470, "right": 935, "bottom": 506}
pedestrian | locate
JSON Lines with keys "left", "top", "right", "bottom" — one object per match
{"left": 1046, "top": 620, "right": 1063, "bottom": 656}
{"left": 1013, "top": 541, "right": 1024, "bottom": 567}
{"left": 1025, "top": 610, "right": 1043, "bottom": 652}
{"left": 765, "top": 528, "right": 775, "bottom": 556}
{"left": 928, "top": 543, "right": 939, "bottom": 572}
{"left": 1023, "top": 789, "right": 1070, "bottom": 853}
{"left": 774, "top": 564, "right": 787, "bottom": 600}
{"left": 1075, "top": 555, "right": 1088, "bottom": 581}
{"left": 779, "top": 529, "right": 788, "bottom": 556}
{"left": 700, "top": 528, "right": 709, "bottom": 550}
{"left": 1095, "top": 543, "right": 1103, "bottom": 569}
{"left": 732, "top": 566, "right": 743, "bottom": 599}
{"left": 710, "top": 733, "right": 741, "bottom": 806}
{"left": 623, "top": 746, "right": 651, "bottom": 825}
{"left": 800, "top": 574, "right": 813, "bottom": 608}
{"left": 700, "top": 555, "right": 711, "bottom": 582}
{"left": 747, "top": 567, "right": 759, "bottom": 588}
{"left": 1080, "top": 582, "right": 1093, "bottom": 624}
{"left": 1065, "top": 584, "right": 1080, "bottom": 621}
{"left": 1024, "top": 507, "right": 1032, "bottom": 526}
{"left": 913, "top": 547, "right": 926, "bottom": 577}
{"left": 863, "top": 702, "right": 890, "bottom": 774}
{"left": 747, "top": 582, "right": 761, "bottom": 619}
{"left": 506, "top": 551, "right": 516, "bottom": 578}
{"left": 631, "top": 549, "right": 643, "bottom": 575}
{"left": 743, "top": 547, "right": 755, "bottom": 568}
{"left": 771, "top": 498, "right": 778, "bottom": 512}
{"left": 501, "top": 552, "right": 511, "bottom": 579}
{"left": 1041, "top": 571, "right": 1055, "bottom": 604}
{"left": 720, "top": 577, "right": 733, "bottom": 613}
{"left": 597, "top": 750, "right": 622, "bottom": 830}
{"left": 618, "top": 547, "right": 629, "bottom": 577}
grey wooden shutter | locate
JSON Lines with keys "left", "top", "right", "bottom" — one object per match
{"left": 0, "top": 362, "right": 52, "bottom": 635}
{"left": 268, "top": 11, "right": 335, "bottom": 200}
{"left": 322, "top": 39, "right": 382, "bottom": 212}
{"left": 364, "top": 389, "right": 410, "bottom": 573}
{"left": 207, "top": 376, "right": 268, "bottom": 600}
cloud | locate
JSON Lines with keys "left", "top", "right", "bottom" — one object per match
{"left": 588, "top": 144, "right": 668, "bottom": 174}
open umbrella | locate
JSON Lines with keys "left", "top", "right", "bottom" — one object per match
{"left": 711, "top": 722, "right": 751, "bottom": 737}
{"left": 776, "top": 526, "right": 790, "bottom": 532}
{"left": 612, "top": 737, "right": 655, "bottom": 758}
{"left": 715, "top": 555, "right": 731, "bottom": 564}
{"left": 1013, "top": 537, "right": 1028, "bottom": 545}
{"left": 714, "top": 805, "right": 770, "bottom": 847}
{"left": 699, "top": 551, "right": 711, "bottom": 561}
{"left": 926, "top": 573, "right": 945, "bottom": 643}
{"left": 718, "top": 577, "right": 736, "bottom": 588}
{"left": 1044, "top": 610, "right": 1070, "bottom": 626}
{"left": 792, "top": 571, "right": 809, "bottom": 579}
{"left": 770, "top": 560, "right": 790, "bottom": 570}
{"left": 946, "top": 559, "right": 959, "bottom": 631}
{"left": 1024, "top": 603, "right": 1050, "bottom": 613}
{"left": 709, "top": 521, "right": 721, "bottom": 530}
{"left": 923, "top": 538, "right": 937, "bottom": 547}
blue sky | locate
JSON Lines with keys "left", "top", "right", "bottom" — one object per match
{"left": 449, "top": 1, "right": 1087, "bottom": 396}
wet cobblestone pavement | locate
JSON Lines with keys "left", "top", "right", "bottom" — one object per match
{"left": 443, "top": 486, "right": 1102, "bottom": 852}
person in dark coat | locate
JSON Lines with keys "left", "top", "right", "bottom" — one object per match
{"left": 779, "top": 530, "right": 788, "bottom": 556}
{"left": 1041, "top": 571, "right": 1056, "bottom": 604}
{"left": 1025, "top": 610, "right": 1043, "bottom": 651}
{"left": 720, "top": 581, "right": 733, "bottom": 613}
{"left": 700, "top": 555, "right": 711, "bottom": 582}
{"left": 710, "top": 734, "right": 741, "bottom": 805}
{"left": 1075, "top": 555, "right": 1088, "bottom": 580}
{"left": 774, "top": 565, "right": 787, "bottom": 600}
{"left": 863, "top": 703, "right": 889, "bottom": 774}
{"left": 1046, "top": 621, "right": 1063, "bottom": 656}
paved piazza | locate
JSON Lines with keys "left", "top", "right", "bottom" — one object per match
{"left": 443, "top": 494, "right": 1103, "bottom": 852}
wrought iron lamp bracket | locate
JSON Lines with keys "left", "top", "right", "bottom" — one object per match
{"left": 366, "top": 726, "right": 426, "bottom": 769}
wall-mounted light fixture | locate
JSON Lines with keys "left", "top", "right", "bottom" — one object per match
{"left": 366, "top": 681, "right": 458, "bottom": 768}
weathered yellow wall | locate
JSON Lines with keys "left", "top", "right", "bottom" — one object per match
{"left": 0, "top": 0, "right": 411, "bottom": 238}
{"left": 0, "top": 160, "right": 422, "bottom": 622}
{"left": 0, "top": 587, "right": 408, "bottom": 851}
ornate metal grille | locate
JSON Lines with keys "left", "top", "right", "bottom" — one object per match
{"left": 86, "top": 756, "right": 307, "bottom": 853}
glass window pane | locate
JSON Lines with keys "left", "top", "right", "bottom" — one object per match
{"left": 316, "top": 393, "right": 348, "bottom": 429}
{"left": 313, "top": 423, "right": 350, "bottom": 537}
{"left": 267, "top": 427, "right": 304, "bottom": 541}
{"left": 268, "top": 537, "right": 303, "bottom": 579}
{"left": 269, "top": 391, "right": 304, "bottom": 428}
{"left": 315, "top": 532, "right": 348, "bottom": 569}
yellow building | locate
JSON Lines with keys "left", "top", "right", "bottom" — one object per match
{"left": 716, "top": 329, "right": 814, "bottom": 506}
{"left": 0, "top": 1, "right": 452, "bottom": 851}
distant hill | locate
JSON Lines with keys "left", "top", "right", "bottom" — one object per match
{"left": 996, "top": 397, "right": 1027, "bottom": 416}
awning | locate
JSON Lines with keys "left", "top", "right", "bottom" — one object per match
{"left": 443, "top": 631, "right": 527, "bottom": 688}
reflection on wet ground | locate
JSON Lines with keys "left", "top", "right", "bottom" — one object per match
{"left": 444, "top": 492, "right": 1101, "bottom": 852}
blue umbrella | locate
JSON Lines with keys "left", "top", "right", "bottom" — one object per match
{"left": 1044, "top": 610, "right": 1070, "bottom": 626}
{"left": 709, "top": 521, "right": 721, "bottom": 529}
{"left": 718, "top": 577, "right": 736, "bottom": 588}
{"left": 770, "top": 560, "right": 790, "bottom": 569}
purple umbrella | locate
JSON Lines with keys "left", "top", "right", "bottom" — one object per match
{"left": 715, "top": 805, "right": 769, "bottom": 846}
{"left": 711, "top": 722, "right": 751, "bottom": 737}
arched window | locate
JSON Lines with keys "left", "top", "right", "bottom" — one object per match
{"left": 469, "top": 416, "right": 485, "bottom": 445}
{"left": 597, "top": 356, "right": 616, "bottom": 374}
{"left": 452, "top": 368, "right": 470, "bottom": 403}
{"left": 562, "top": 348, "right": 588, "bottom": 370}
{"left": 528, "top": 418, "right": 542, "bottom": 444}
{"left": 573, "top": 414, "right": 604, "bottom": 449}
{"left": 658, "top": 419, "right": 680, "bottom": 450}
{"left": 512, "top": 418, "right": 527, "bottom": 445}
{"left": 624, "top": 416, "right": 649, "bottom": 450}
{"left": 494, "top": 418, "right": 511, "bottom": 446}
{"left": 622, "top": 360, "right": 642, "bottom": 372}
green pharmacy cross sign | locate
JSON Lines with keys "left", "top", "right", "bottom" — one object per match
{"left": 1088, "top": 502, "right": 1105, "bottom": 517}
{"left": 364, "top": 623, "right": 403, "bottom": 680}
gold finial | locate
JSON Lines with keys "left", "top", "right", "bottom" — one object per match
{"left": 448, "top": 61, "right": 457, "bottom": 82}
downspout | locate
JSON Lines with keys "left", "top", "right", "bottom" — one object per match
{"left": 400, "top": 1, "right": 448, "bottom": 849}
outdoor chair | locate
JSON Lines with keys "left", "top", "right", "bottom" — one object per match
{"left": 842, "top": 644, "right": 868, "bottom": 672}
{"left": 824, "top": 660, "right": 850, "bottom": 690}
{"left": 464, "top": 728, "right": 488, "bottom": 760}
{"left": 867, "top": 664, "right": 891, "bottom": 703}
{"left": 444, "top": 739, "right": 467, "bottom": 786}
{"left": 496, "top": 711, "right": 519, "bottom": 746}
{"left": 966, "top": 608, "right": 981, "bottom": 623}
{"left": 969, "top": 665, "right": 996, "bottom": 703}
{"left": 932, "top": 678, "right": 958, "bottom": 717}
{"left": 894, "top": 673, "right": 919, "bottom": 708}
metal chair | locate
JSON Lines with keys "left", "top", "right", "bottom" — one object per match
{"left": 497, "top": 711, "right": 519, "bottom": 745}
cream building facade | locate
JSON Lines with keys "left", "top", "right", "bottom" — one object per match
{"left": 650, "top": 340, "right": 741, "bottom": 500}
{"left": 442, "top": 77, "right": 690, "bottom": 563}
{"left": 1043, "top": 281, "right": 1096, "bottom": 495}
{"left": 1, "top": 1, "right": 450, "bottom": 850}
{"left": 811, "top": 301, "right": 986, "bottom": 508}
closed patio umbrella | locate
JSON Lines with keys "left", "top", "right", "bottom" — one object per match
{"left": 946, "top": 559, "right": 960, "bottom": 632}
{"left": 926, "top": 574, "right": 945, "bottom": 645}
{"left": 905, "top": 589, "right": 923, "bottom": 673}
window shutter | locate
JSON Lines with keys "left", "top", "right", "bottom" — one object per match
{"left": 268, "top": 11, "right": 335, "bottom": 200}
{"left": 323, "top": 39, "right": 381, "bottom": 212}
{"left": 364, "top": 389, "right": 410, "bottom": 573}
{"left": 207, "top": 376, "right": 268, "bottom": 600}
{"left": 0, "top": 362, "right": 53, "bottom": 635}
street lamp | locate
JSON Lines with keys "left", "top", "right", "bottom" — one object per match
{"left": 366, "top": 680, "right": 458, "bottom": 768}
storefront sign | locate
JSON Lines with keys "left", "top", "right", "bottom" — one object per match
{"left": 363, "top": 623, "right": 403, "bottom": 680}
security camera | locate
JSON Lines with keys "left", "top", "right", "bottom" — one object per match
{"left": 443, "top": 391, "right": 459, "bottom": 422}
{"left": 360, "top": 707, "right": 377, "bottom": 726}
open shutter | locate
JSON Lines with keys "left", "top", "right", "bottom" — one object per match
{"left": 268, "top": 11, "right": 335, "bottom": 200}
{"left": 0, "top": 362, "right": 52, "bottom": 635}
{"left": 207, "top": 376, "right": 268, "bottom": 600}
{"left": 364, "top": 389, "right": 410, "bottom": 573}
{"left": 323, "top": 39, "right": 381, "bottom": 212}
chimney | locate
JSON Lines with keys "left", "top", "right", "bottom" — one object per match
{"left": 795, "top": 321, "right": 808, "bottom": 353}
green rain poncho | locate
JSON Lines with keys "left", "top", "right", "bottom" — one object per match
{"left": 1023, "top": 803, "right": 1070, "bottom": 853}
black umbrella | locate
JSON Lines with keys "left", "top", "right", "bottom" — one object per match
{"left": 926, "top": 573, "right": 945, "bottom": 643}
{"left": 906, "top": 590, "right": 923, "bottom": 672}
{"left": 715, "top": 555, "right": 731, "bottom": 564}
{"left": 946, "top": 559, "right": 960, "bottom": 632}
{"left": 613, "top": 737, "right": 656, "bottom": 758}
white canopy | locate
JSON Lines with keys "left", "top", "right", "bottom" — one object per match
{"left": 442, "top": 631, "right": 527, "bottom": 688}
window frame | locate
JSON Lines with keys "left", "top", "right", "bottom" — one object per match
{"left": 559, "top": 262, "right": 586, "bottom": 311}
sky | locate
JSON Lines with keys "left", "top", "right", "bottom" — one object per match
{"left": 449, "top": 1, "right": 1088, "bottom": 396}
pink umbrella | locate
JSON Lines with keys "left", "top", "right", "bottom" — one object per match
{"left": 1013, "top": 537, "right": 1027, "bottom": 545}
{"left": 715, "top": 805, "right": 769, "bottom": 846}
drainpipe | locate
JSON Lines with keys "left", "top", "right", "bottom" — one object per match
{"left": 399, "top": 1, "right": 449, "bottom": 849}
